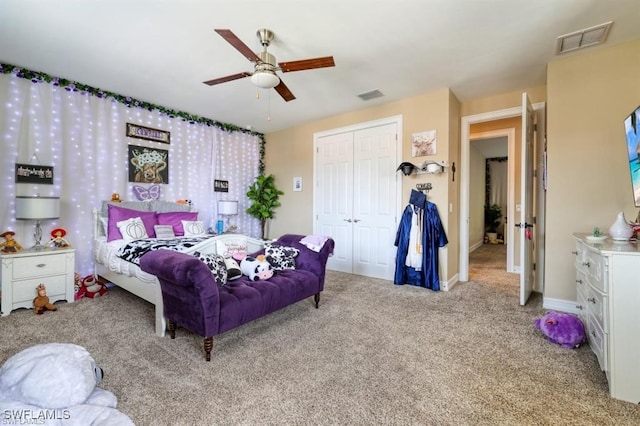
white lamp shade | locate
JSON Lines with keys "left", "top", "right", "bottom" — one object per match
{"left": 250, "top": 72, "right": 280, "bottom": 89}
{"left": 218, "top": 200, "right": 238, "bottom": 215}
{"left": 15, "top": 196, "right": 60, "bottom": 220}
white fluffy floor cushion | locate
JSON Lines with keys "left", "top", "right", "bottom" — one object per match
{"left": 0, "top": 343, "right": 133, "bottom": 425}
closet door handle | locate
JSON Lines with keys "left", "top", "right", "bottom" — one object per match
{"left": 344, "top": 219, "right": 352, "bottom": 223}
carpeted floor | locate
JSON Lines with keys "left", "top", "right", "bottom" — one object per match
{"left": 1, "top": 247, "right": 639, "bottom": 425}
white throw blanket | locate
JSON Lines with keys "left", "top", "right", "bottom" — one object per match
{"left": 0, "top": 343, "right": 133, "bottom": 425}
{"left": 299, "top": 234, "right": 329, "bottom": 252}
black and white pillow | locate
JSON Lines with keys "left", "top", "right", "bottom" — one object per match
{"left": 265, "top": 243, "right": 300, "bottom": 270}
{"left": 193, "top": 252, "right": 227, "bottom": 285}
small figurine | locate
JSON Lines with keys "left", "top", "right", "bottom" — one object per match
{"left": 0, "top": 231, "right": 22, "bottom": 253}
{"left": 33, "top": 283, "right": 57, "bottom": 314}
{"left": 49, "top": 228, "right": 70, "bottom": 248}
{"left": 111, "top": 193, "right": 121, "bottom": 203}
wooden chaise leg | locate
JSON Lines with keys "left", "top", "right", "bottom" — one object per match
{"left": 314, "top": 293, "right": 320, "bottom": 309}
{"left": 167, "top": 320, "right": 177, "bottom": 339}
{"left": 204, "top": 337, "right": 213, "bottom": 361}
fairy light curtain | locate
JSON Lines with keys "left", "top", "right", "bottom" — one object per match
{"left": 0, "top": 71, "right": 261, "bottom": 276}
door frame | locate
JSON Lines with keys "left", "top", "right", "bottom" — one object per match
{"left": 470, "top": 128, "right": 516, "bottom": 273}
{"left": 460, "top": 103, "right": 544, "bottom": 284}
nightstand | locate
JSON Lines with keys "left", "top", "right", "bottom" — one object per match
{"left": 0, "top": 248, "right": 75, "bottom": 316}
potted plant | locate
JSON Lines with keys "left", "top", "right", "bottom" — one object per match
{"left": 246, "top": 174, "right": 284, "bottom": 240}
{"left": 484, "top": 204, "right": 502, "bottom": 243}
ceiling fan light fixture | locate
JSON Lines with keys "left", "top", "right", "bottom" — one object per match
{"left": 250, "top": 71, "right": 280, "bottom": 89}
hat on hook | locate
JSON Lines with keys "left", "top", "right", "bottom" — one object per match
{"left": 396, "top": 162, "right": 416, "bottom": 176}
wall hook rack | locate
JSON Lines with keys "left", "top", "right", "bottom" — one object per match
{"left": 396, "top": 160, "right": 449, "bottom": 176}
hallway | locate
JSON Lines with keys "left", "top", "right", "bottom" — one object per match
{"left": 469, "top": 244, "right": 519, "bottom": 292}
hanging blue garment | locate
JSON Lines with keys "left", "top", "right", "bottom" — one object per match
{"left": 394, "top": 189, "right": 448, "bottom": 290}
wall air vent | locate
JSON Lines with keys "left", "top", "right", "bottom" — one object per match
{"left": 556, "top": 21, "right": 613, "bottom": 55}
{"left": 357, "top": 89, "right": 384, "bottom": 101}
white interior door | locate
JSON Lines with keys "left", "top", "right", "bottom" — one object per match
{"left": 315, "top": 131, "right": 354, "bottom": 273}
{"left": 519, "top": 92, "right": 535, "bottom": 305}
{"left": 314, "top": 117, "right": 400, "bottom": 280}
{"left": 352, "top": 123, "right": 398, "bottom": 279}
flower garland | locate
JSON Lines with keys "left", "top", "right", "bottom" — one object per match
{"left": 0, "top": 62, "right": 266, "bottom": 175}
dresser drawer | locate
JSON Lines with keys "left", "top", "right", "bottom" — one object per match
{"left": 11, "top": 253, "right": 68, "bottom": 280}
{"left": 587, "top": 312, "right": 608, "bottom": 373}
{"left": 583, "top": 250, "right": 606, "bottom": 292}
{"left": 587, "top": 287, "right": 607, "bottom": 333}
{"left": 11, "top": 275, "right": 68, "bottom": 305}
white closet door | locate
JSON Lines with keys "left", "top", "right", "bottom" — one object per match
{"left": 315, "top": 131, "right": 354, "bottom": 273}
{"left": 352, "top": 123, "right": 398, "bottom": 279}
{"left": 315, "top": 118, "right": 400, "bottom": 280}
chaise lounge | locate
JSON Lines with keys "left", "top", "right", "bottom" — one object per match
{"left": 139, "top": 234, "right": 334, "bottom": 360}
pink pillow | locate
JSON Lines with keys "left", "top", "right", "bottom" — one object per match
{"left": 107, "top": 204, "right": 158, "bottom": 241}
{"left": 156, "top": 211, "right": 198, "bottom": 236}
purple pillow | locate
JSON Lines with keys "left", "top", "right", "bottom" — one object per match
{"left": 107, "top": 204, "right": 158, "bottom": 241}
{"left": 157, "top": 211, "right": 198, "bottom": 236}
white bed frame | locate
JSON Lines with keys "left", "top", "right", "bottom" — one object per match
{"left": 92, "top": 208, "right": 265, "bottom": 337}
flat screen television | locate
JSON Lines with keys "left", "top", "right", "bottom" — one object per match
{"left": 623, "top": 105, "right": 640, "bottom": 207}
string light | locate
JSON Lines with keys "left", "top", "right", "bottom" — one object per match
{"left": 0, "top": 73, "right": 262, "bottom": 275}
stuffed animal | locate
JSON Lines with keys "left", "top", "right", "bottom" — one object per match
{"left": 49, "top": 227, "right": 71, "bottom": 248}
{"left": 81, "top": 275, "right": 108, "bottom": 298}
{"left": 0, "top": 343, "right": 133, "bottom": 425}
{"left": 33, "top": 283, "right": 57, "bottom": 314}
{"left": 534, "top": 311, "right": 586, "bottom": 349}
{"left": 74, "top": 272, "right": 86, "bottom": 300}
{"left": 240, "top": 254, "right": 274, "bottom": 281}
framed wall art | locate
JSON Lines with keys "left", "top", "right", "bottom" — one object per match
{"left": 128, "top": 146, "right": 169, "bottom": 184}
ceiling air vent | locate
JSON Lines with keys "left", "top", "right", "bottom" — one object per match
{"left": 556, "top": 21, "right": 613, "bottom": 55}
{"left": 357, "top": 89, "right": 384, "bottom": 101}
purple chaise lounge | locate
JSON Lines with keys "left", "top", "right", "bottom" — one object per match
{"left": 139, "top": 234, "right": 334, "bottom": 360}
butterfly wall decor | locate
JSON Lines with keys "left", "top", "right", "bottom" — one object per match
{"left": 132, "top": 184, "right": 161, "bottom": 201}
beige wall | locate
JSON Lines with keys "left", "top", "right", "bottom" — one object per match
{"left": 545, "top": 39, "right": 640, "bottom": 302}
{"left": 265, "top": 88, "right": 459, "bottom": 282}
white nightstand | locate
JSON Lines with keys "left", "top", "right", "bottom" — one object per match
{"left": 0, "top": 248, "right": 75, "bottom": 316}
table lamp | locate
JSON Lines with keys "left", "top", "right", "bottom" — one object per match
{"left": 15, "top": 195, "right": 60, "bottom": 250}
{"left": 218, "top": 200, "right": 238, "bottom": 234}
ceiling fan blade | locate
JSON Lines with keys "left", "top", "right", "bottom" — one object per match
{"left": 203, "top": 72, "right": 251, "bottom": 86}
{"left": 274, "top": 80, "right": 296, "bottom": 102}
{"left": 215, "top": 29, "right": 261, "bottom": 62}
{"left": 278, "top": 56, "right": 335, "bottom": 73}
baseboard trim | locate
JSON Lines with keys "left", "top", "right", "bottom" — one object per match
{"left": 442, "top": 273, "right": 459, "bottom": 291}
{"left": 542, "top": 297, "right": 578, "bottom": 315}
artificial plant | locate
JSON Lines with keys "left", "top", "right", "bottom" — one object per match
{"left": 484, "top": 204, "right": 502, "bottom": 233}
{"left": 246, "top": 174, "right": 284, "bottom": 239}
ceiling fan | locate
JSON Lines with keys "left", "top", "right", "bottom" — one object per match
{"left": 203, "top": 28, "right": 335, "bottom": 102}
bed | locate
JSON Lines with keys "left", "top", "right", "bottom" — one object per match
{"left": 92, "top": 200, "right": 264, "bottom": 336}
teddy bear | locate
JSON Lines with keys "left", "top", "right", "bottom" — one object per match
{"left": 534, "top": 311, "right": 586, "bottom": 349}
{"left": 0, "top": 343, "right": 134, "bottom": 425}
{"left": 33, "top": 283, "right": 57, "bottom": 314}
{"left": 81, "top": 274, "right": 108, "bottom": 298}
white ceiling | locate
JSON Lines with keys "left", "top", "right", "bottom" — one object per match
{"left": 1, "top": 0, "right": 639, "bottom": 134}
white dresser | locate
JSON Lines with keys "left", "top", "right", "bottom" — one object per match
{"left": 0, "top": 248, "right": 75, "bottom": 316}
{"left": 572, "top": 233, "right": 640, "bottom": 403}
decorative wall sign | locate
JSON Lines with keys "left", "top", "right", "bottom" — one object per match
{"left": 15, "top": 163, "right": 54, "bottom": 184}
{"left": 214, "top": 179, "right": 229, "bottom": 192}
{"left": 128, "top": 146, "right": 169, "bottom": 184}
{"left": 411, "top": 130, "right": 437, "bottom": 157}
{"left": 126, "top": 122, "right": 170, "bottom": 144}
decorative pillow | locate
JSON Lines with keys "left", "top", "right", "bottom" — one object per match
{"left": 193, "top": 251, "right": 227, "bottom": 286}
{"left": 154, "top": 224, "right": 175, "bottom": 239}
{"left": 216, "top": 238, "right": 248, "bottom": 258}
{"left": 116, "top": 217, "right": 149, "bottom": 241}
{"left": 156, "top": 211, "right": 198, "bottom": 236}
{"left": 107, "top": 204, "right": 157, "bottom": 241}
{"left": 182, "top": 220, "right": 206, "bottom": 237}
{"left": 265, "top": 243, "right": 300, "bottom": 270}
